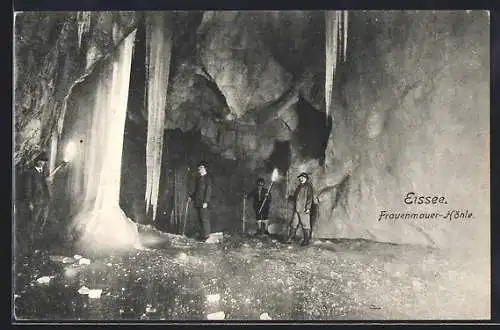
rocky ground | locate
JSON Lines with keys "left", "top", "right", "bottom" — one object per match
{"left": 12, "top": 225, "right": 489, "bottom": 321}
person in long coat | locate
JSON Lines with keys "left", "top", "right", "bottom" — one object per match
{"left": 286, "top": 172, "right": 314, "bottom": 246}
{"left": 24, "top": 152, "right": 51, "bottom": 243}
{"left": 188, "top": 161, "right": 213, "bottom": 241}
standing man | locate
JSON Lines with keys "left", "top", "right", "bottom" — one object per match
{"left": 24, "top": 151, "right": 51, "bottom": 244}
{"left": 285, "top": 172, "right": 314, "bottom": 246}
{"left": 188, "top": 161, "right": 213, "bottom": 241}
{"left": 247, "top": 178, "right": 272, "bottom": 235}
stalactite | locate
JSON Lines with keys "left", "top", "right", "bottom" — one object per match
{"left": 76, "top": 11, "right": 92, "bottom": 49}
{"left": 144, "top": 12, "right": 173, "bottom": 222}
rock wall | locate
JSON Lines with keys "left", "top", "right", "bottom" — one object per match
{"left": 14, "top": 12, "right": 139, "bottom": 166}
{"left": 309, "top": 11, "right": 489, "bottom": 256}
{"left": 164, "top": 11, "right": 325, "bottom": 171}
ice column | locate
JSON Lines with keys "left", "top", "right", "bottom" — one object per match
{"left": 144, "top": 12, "right": 173, "bottom": 222}
{"left": 71, "top": 30, "right": 140, "bottom": 251}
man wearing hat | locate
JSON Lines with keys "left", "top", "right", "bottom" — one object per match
{"left": 247, "top": 178, "right": 272, "bottom": 235}
{"left": 24, "top": 151, "right": 51, "bottom": 243}
{"left": 188, "top": 161, "right": 213, "bottom": 241}
{"left": 285, "top": 172, "right": 314, "bottom": 246}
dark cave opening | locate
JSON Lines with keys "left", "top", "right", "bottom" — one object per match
{"left": 120, "top": 119, "right": 147, "bottom": 225}
{"left": 120, "top": 17, "right": 147, "bottom": 225}
{"left": 122, "top": 118, "right": 258, "bottom": 235}
{"left": 294, "top": 97, "right": 332, "bottom": 163}
{"left": 120, "top": 15, "right": 257, "bottom": 234}
{"left": 156, "top": 129, "right": 256, "bottom": 235}
{"left": 265, "top": 140, "right": 291, "bottom": 174}
{"left": 193, "top": 73, "right": 231, "bottom": 120}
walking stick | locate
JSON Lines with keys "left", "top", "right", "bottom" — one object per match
{"left": 182, "top": 197, "right": 190, "bottom": 236}
{"left": 242, "top": 193, "right": 247, "bottom": 233}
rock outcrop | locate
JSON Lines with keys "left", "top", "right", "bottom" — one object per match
{"left": 307, "top": 11, "right": 489, "bottom": 256}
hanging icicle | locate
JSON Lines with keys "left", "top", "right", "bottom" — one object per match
{"left": 325, "top": 10, "right": 339, "bottom": 124}
{"left": 144, "top": 12, "right": 173, "bottom": 222}
{"left": 325, "top": 10, "right": 349, "bottom": 124}
{"left": 343, "top": 11, "right": 348, "bottom": 63}
{"left": 143, "top": 23, "right": 150, "bottom": 121}
{"left": 76, "top": 11, "right": 92, "bottom": 49}
{"left": 49, "top": 133, "right": 58, "bottom": 175}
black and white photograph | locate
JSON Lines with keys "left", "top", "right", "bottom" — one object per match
{"left": 12, "top": 10, "right": 490, "bottom": 321}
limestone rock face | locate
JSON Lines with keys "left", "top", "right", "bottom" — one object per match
{"left": 197, "top": 11, "right": 294, "bottom": 119}
{"left": 313, "top": 11, "right": 489, "bottom": 256}
{"left": 162, "top": 12, "right": 317, "bottom": 167}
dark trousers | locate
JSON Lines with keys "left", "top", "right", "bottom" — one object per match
{"left": 16, "top": 200, "right": 49, "bottom": 245}
{"left": 195, "top": 207, "right": 211, "bottom": 237}
{"left": 30, "top": 201, "right": 50, "bottom": 239}
{"left": 254, "top": 206, "right": 270, "bottom": 220}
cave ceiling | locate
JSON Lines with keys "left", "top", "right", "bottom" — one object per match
{"left": 14, "top": 10, "right": 333, "bottom": 167}
{"left": 166, "top": 11, "right": 326, "bottom": 129}
{"left": 16, "top": 10, "right": 326, "bottom": 127}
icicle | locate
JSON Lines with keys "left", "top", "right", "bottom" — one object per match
{"left": 338, "top": 12, "right": 344, "bottom": 63}
{"left": 49, "top": 133, "right": 58, "bottom": 175}
{"left": 343, "top": 11, "right": 348, "bottom": 63}
{"left": 77, "top": 12, "right": 91, "bottom": 49}
{"left": 144, "top": 13, "right": 173, "bottom": 222}
{"left": 325, "top": 11, "right": 339, "bottom": 124}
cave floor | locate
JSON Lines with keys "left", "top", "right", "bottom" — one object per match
{"left": 13, "top": 226, "right": 488, "bottom": 321}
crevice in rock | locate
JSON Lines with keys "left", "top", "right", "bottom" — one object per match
{"left": 121, "top": 115, "right": 147, "bottom": 224}
{"left": 294, "top": 97, "right": 332, "bottom": 162}
{"left": 194, "top": 68, "right": 231, "bottom": 120}
{"left": 334, "top": 175, "right": 351, "bottom": 211}
{"left": 152, "top": 128, "right": 254, "bottom": 233}
{"left": 408, "top": 222, "right": 438, "bottom": 247}
{"left": 320, "top": 174, "right": 351, "bottom": 212}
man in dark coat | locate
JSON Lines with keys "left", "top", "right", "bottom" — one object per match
{"left": 24, "top": 152, "right": 51, "bottom": 243}
{"left": 286, "top": 172, "right": 314, "bottom": 246}
{"left": 247, "top": 178, "right": 272, "bottom": 235}
{"left": 188, "top": 161, "right": 213, "bottom": 241}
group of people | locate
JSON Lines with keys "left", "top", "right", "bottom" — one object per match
{"left": 188, "top": 161, "right": 315, "bottom": 246}
{"left": 17, "top": 153, "right": 316, "bottom": 249}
